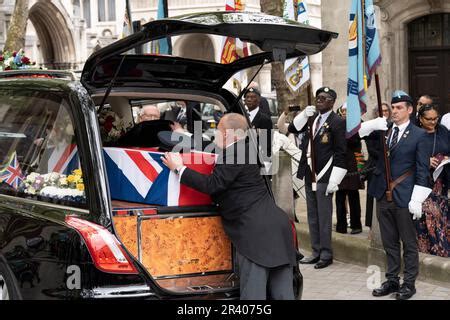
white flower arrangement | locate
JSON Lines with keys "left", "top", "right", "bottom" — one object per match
{"left": 40, "top": 186, "right": 84, "bottom": 199}
{"left": 21, "top": 169, "right": 85, "bottom": 202}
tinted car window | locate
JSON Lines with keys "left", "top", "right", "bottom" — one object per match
{"left": 0, "top": 90, "right": 87, "bottom": 208}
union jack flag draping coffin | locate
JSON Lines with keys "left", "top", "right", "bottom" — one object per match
{"left": 103, "top": 147, "right": 217, "bottom": 206}
{"left": 0, "top": 152, "right": 24, "bottom": 189}
{"left": 47, "top": 143, "right": 80, "bottom": 175}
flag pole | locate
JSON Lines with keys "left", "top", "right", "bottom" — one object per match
{"left": 375, "top": 72, "right": 392, "bottom": 202}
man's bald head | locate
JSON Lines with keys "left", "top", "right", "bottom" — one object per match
{"left": 220, "top": 113, "right": 249, "bottom": 132}
{"left": 139, "top": 104, "right": 160, "bottom": 122}
{"left": 215, "top": 113, "right": 248, "bottom": 148}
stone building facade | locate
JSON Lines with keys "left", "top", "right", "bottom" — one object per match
{"left": 0, "top": 0, "right": 323, "bottom": 97}
{"left": 322, "top": 0, "right": 450, "bottom": 115}
{"left": 0, "top": 0, "right": 448, "bottom": 111}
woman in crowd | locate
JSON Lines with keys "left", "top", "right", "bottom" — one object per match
{"left": 416, "top": 104, "right": 450, "bottom": 257}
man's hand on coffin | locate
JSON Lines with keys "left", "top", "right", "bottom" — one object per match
{"left": 162, "top": 152, "right": 184, "bottom": 171}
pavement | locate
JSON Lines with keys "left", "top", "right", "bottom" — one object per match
{"left": 294, "top": 187, "right": 450, "bottom": 299}
{"left": 300, "top": 259, "right": 450, "bottom": 300}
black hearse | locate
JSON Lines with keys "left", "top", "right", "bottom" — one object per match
{"left": 0, "top": 11, "right": 336, "bottom": 300}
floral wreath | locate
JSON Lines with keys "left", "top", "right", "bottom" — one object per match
{"left": 98, "top": 108, "right": 131, "bottom": 143}
{"left": 0, "top": 49, "right": 35, "bottom": 71}
{"left": 20, "top": 169, "right": 85, "bottom": 203}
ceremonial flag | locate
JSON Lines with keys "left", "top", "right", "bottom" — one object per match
{"left": 220, "top": 0, "right": 248, "bottom": 90}
{"left": 103, "top": 148, "right": 216, "bottom": 206}
{"left": 284, "top": 0, "right": 311, "bottom": 93}
{"left": 346, "top": 0, "right": 382, "bottom": 137}
{"left": 120, "top": 0, "right": 132, "bottom": 39}
{"left": 47, "top": 143, "right": 80, "bottom": 175}
{"left": 0, "top": 152, "right": 24, "bottom": 189}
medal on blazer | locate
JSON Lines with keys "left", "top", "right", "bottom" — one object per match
{"left": 320, "top": 122, "right": 330, "bottom": 144}
{"left": 321, "top": 133, "right": 329, "bottom": 144}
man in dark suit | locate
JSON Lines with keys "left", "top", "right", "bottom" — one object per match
{"left": 244, "top": 87, "right": 273, "bottom": 167}
{"left": 162, "top": 113, "right": 297, "bottom": 300}
{"left": 288, "top": 87, "right": 347, "bottom": 269}
{"left": 359, "top": 90, "right": 431, "bottom": 300}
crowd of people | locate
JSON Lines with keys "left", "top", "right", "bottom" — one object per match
{"left": 157, "top": 82, "right": 449, "bottom": 300}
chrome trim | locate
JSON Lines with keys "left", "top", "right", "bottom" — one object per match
{"left": 0, "top": 193, "right": 89, "bottom": 215}
{"left": 0, "top": 275, "right": 10, "bottom": 301}
{"left": 82, "top": 285, "right": 155, "bottom": 299}
{"left": 137, "top": 211, "right": 143, "bottom": 262}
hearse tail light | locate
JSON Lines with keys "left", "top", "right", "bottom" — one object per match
{"left": 66, "top": 216, "right": 138, "bottom": 274}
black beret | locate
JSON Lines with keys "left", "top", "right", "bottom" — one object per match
{"left": 316, "top": 86, "right": 337, "bottom": 100}
{"left": 391, "top": 90, "right": 413, "bottom": 104}
{"left": 244, "top": 87, "right": 261, "bottom": 96}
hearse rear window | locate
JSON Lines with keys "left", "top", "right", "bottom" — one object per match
{"left": 0, "top": 90, "right": 87, "bottom": 209}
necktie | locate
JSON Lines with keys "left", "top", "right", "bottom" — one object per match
{"left": 314, "top": 115, "right": 322, "bottom": 136}
{"left": 177, "top": 108, "right": 185, "bottom": 122}
{"left": 390, "top": 127, "right": 399, "bottom": 149}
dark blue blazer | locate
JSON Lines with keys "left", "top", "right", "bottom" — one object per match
{"left": 368, "top": 122, "right": 430, "bottom": 208}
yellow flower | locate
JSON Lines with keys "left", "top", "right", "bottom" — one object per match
{"left": 76, "top": 183, "right": 85, "bottom": 191}
{"left": 73, "top": 169, "right": 82, "bottom": 176}
{"left": 67, "top": 175, "right": 75, "bottom": 183}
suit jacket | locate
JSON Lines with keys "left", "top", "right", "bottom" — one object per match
{"left": 368, "top": 122, "right": 430, "bottom": 208}
{"left": 251, "top": 110, "right": 273, "bottom": 158}
{"left": 180, "top": 139, "right": 296, "bottom": 268}
{"left": 259, "top": 97, "right": 271, "bottom": 117}
{"left": 288, "top": 111, "right": 347, "bottom": 184}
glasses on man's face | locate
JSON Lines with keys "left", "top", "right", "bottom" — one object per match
{"left": 315, "top": 95, "right": 333, "bottom": 102}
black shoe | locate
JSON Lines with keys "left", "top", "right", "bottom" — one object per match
{"left": 351, "top": 228, "right": 362, "bottom": 234}
{"left": 372, "top": 281, "right": 400, "bottom": 297}
{"left": 299, "top": 256, "right": 320, "bottom": 264}
{"left": 395, "top": 284, "right": 416, "bottom": 300}
{"left": 314, "top": 259, "right": 333, "bottom": 269}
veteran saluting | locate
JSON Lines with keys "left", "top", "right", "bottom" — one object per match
{"left": 288, "top": 87, "right": 347, "bottom": 269}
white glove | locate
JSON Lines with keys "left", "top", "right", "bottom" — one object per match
{"left": 293, "top": 105, "right": 316, "bottom": 131}
{"left": 325, "top": 166, "right": 347, "bottom": 196}
{"left": 408, "top": 185, "right": 432, "bottom": 220}
{"left": 358, "top": 117, "right": 388, "bottom": 137}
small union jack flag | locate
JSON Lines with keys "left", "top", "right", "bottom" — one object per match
{"left": 0, "top": 152, "right": 24, "bottom": 189}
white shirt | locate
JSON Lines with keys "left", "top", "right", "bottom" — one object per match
{"left": 248, "top": 107, "right": 260, "bottom": 123}
{"left": 390, "top": 120, "right": 410, "bottom": 145}
{"left": 313, "top": 110, "right": 332, "bottom": 137}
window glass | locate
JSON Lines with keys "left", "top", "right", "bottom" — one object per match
{"left": 97, "top": 99, "right": 226, "bottom": 147}
{"left": 0, "top": 91, "right": 87, "bottom": 208}
{"left": 98, "top": 0, "right": 106, "bottom": 22}
{"left": 108, "top": 0, "right": 116, "bottom": 21}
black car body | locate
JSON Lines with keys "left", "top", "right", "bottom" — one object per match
{"left": 0, "top": 12, "right": 336, "bottom": 300}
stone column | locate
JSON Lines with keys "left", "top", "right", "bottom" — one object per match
{"left": 272, "top": 150, "right": 296, "bottom": 221}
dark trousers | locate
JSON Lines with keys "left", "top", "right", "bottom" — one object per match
{"left": 377, "top": 196, "right": 419, "bottom": 286}
{"left": 335, "top": 190, "right": 362, "bottom": 233}
{"left": 236, "top": 252, "right": 294, "bottom": 300}
{"left": 365, "top": 194, "right": 375, "bottom": 228}
{"left": 305, "top": 183, "right": 333, "bottom": 260}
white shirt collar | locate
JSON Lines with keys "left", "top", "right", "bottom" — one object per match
{"left": 392, "top": 120, "right": 410, "bottom": 132}
{"left": 248, "top": 107, "right": 260, "bottom": 122}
